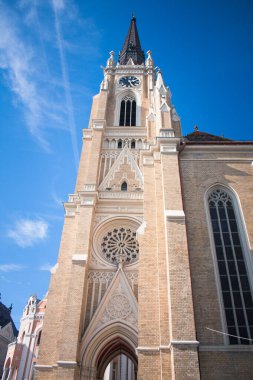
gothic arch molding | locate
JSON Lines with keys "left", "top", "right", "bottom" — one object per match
{"left": 80, "top": 322, "right": 138, "bottom": 380}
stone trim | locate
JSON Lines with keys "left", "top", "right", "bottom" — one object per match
{"left": 57, "top": 360, "right": 78, "bottom": 368}
{"left": 169, "top": 340, "right": 199, "bottom": 349}
{"left": 199, "top": 345, "right": 253, "bottom": 352}
{"left": 165, "top": 210, "right": 185, "bottom": 221}
{"left": 92, "top": 119, "right": 106, "bottom": 130}
{"left": 137, "top": 346, "right": 160, "bottom": 352}
{"left": 34, "top": 364, "right": 53, "bottom": 370}
{"left": 72, "top": 254, "right": 87, "bottom": 264}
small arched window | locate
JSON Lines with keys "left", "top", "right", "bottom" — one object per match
{"left": 208, "top": 187, "right": 253, "bottom": 344}
{"left": 121, "top": 182, "right": 127, "bottom": 191}
{"left": 131, "top": 140, "right": 136, "bottom": 149}
{"left": 118, "top": 140, "right": 122, "bottom": 149}
{"left": 37, "top": 330, "right": 42, "bottom": 346}
{"left": 119, "top": 95, "right": 136, "bottom": 126}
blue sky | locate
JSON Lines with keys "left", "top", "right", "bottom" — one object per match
{"left": 0, "top": 0, "right": 253, "bottom": 328}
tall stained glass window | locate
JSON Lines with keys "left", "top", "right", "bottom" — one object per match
{"left": 208, "top": 188, "right": 253, "bottom": 344}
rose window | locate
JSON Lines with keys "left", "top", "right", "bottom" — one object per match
{"left": 101, "top": 227, "right": 139, "bottom": 264}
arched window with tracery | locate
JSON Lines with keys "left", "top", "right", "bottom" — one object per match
{"left": 121, "top": 182, "right": 127, "bottom": 191}
{"left": 208, "top": 187, "right": 253, "bottom": 344}
{"left": 119, "top": 95, "right": 136, "bottom": 126}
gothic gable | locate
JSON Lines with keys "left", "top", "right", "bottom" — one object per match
{"left": 98, "top": 145, "right": 143, "bottom": 191}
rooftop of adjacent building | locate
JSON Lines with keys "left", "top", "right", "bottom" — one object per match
{"left": 183, "top": 126, "right": 253, "bottom": 145}
{"left": 0, "top": 297, "right": 18, "bottom": 337}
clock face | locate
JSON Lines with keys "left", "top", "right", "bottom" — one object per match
{"left": 119, "top": 76, "right": 140, "bottom": 88}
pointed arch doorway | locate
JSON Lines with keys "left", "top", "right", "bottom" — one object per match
{"left": 98, "top": 337, "right": 138, "bottom": 380}
{"left": 80, "top": 323, "right": 138, "bottom": 380}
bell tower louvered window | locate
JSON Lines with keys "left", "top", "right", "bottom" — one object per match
{"left": 208, "top": 188, "right": 253, "bottom": 344}
{"left": 119, "top": 95, "right": 136, "bottom": 126}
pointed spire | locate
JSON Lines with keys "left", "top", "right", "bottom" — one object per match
{"left": 118, "top": 15, "right": 145, "bottom": 65}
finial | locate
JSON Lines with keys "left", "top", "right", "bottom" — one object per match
{"left": 132, "top": 13, "right": 136, "bottom": 21}
{"left": 146, "top": 50, "right": 153, "bottom": 68}
{"left": 194, "top": 125, "right": 199, "bottom": 131}
{"left": 9, "top": 303, "right": 13, "bottom": 313}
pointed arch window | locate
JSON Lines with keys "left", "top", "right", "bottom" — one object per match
{"left": 121, "top": 182, "right": 128, "bottom": 191}
{"left": 208, "top": 188, "right": 253, "bottom": 344}
{"left": 119, "top": 95, "right": 136, "bottom": 126}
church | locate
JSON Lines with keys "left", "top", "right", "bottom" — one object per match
{"left": 34, "top": 16, "right": 253, "bottom": 379}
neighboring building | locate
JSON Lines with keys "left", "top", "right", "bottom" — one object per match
{"left": 35, "top": 17, "right": 253, "bottom": 379}
{"left": 0, "top": 301, "right": 18, "bottom": 378}
{"left": 2, "top": 295, "right": 46, "bottom": 380}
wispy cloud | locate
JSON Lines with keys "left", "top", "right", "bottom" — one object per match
{"left": 0, "top": 2, "right": 68, "bottom": 151}
{"left": 51, "top": 0, "right": 79, "bottom": 169}
{"left": 0, "top": 264, "right": 25, "bottom": 272}
{"left": 39, "top": 263, "right": 52, "bottom": 271}
{"left": 7, "top": 219, "right": 48, "bottom": 248}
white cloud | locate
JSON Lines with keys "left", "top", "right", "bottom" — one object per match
{"left": 39, "top": 263, "right": 58, "bottom": 274}
{"left": 7, "top": 219, "right": 48, "bottom": 248}
{"left": 0, "top": 264, "right": 25, "bottom": 272}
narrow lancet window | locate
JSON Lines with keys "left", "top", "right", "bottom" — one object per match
{"left": 119, "top": 95, "right": 136, "bottom": 126}
{"left": 118, "top": 140, "right": 122, "bottom": 149}
{"left": 121, "top": 182, "right": 127, "bottom": 191}
{"left": 208, "top": 188, "right": 253, "bottom": 344}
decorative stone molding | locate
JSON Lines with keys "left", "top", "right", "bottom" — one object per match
{"left": 88, "top": 271, "right": 115, "bottom": 284}
{"left": 99, "top": 283, "right": 137, "bottom": 327}
{"left": 81, "top": 198, "right": 95, "bottom": 206}
{"left": 99, "top": 145, "right": 143, "bottom": 191}
{"left": 99, "top": 192, "right": 143, "bottom": 200}
{"left": 136, "top": 221, "right": 146, "bottom": 236}
{"left": 83, "top": 184, "right": 97, "bottom": 192}
{"left": 65, "top": 209, "right": 76, "bottom": 217}
{"left": 159, "top": 129, "right": 175, "bottom": 138}
{"left": 125, "top": 271, "right": 138, "bottom": 288}
{"left": 83, "top": 129, "right": 93, "bottom": 140}
{"left": 165, "top": 210, "right": 185, "bottom": 221}
{"left": 92, "top": 119, "right": 106, "bottom": 130}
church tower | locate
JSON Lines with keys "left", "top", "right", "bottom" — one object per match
{"left": 31, "top": 16, "right": 239, "bottom": 380}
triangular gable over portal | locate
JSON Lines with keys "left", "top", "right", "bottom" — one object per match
{"left": 81, "top": 268, "right": 138, "bottom": 348}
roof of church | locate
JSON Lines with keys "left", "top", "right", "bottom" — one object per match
{"left": 0, "top": 301, "right": 18, "bottom": 336}
{"left": 184, "top": 129, "right": 232, "bottom": 142}
{"left": 118, "top": 16, "right": 145, "bottom": 65}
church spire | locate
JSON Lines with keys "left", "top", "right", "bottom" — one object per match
{"left": 118, "top": 15, "right": 145, "bottom": 65}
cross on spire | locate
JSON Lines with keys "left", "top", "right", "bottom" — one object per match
{"left": 118, "top": 16, "right": 145, "bottom": 65}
